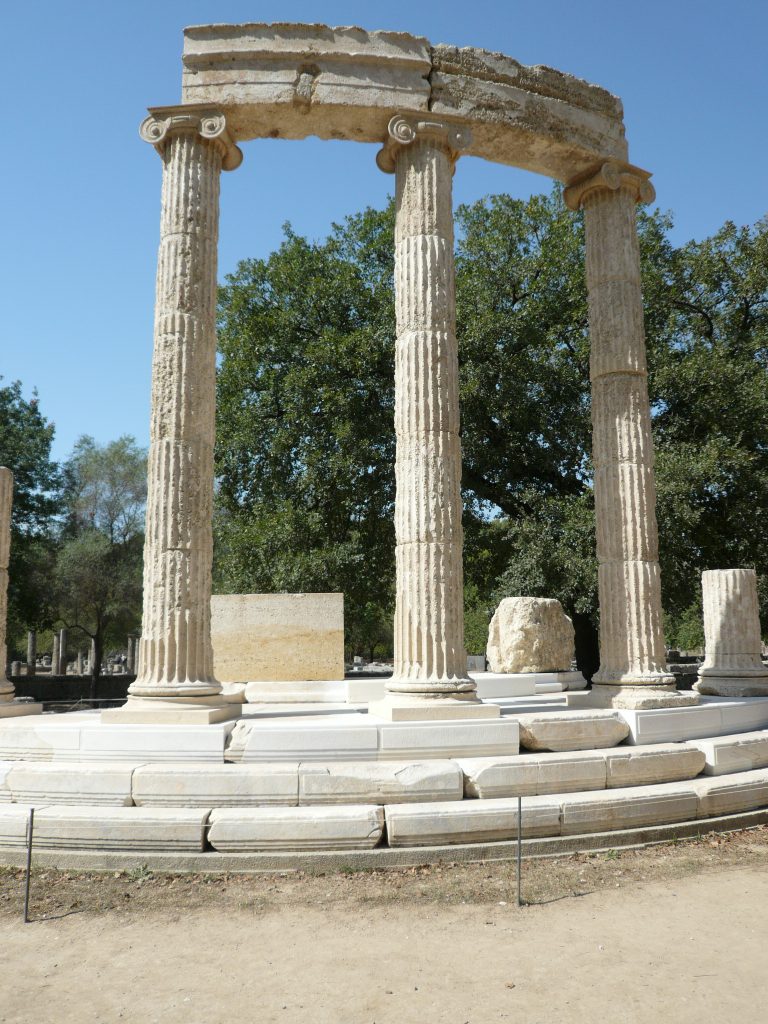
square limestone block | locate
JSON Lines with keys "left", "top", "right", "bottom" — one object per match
{"left": 693, "top": 770, "right": 768, "bottom": 818}
{"left": 0, "top": 803, "right": 45, "bottom": 847}
{"left": 459, "top": 751, "right": 606, "bottom": 799}
{"left": 299, "top": 761, "right": 463, "bottom": 805}
{"left": 225, "top": 717, "right": 379, "bottom": 762}
{"left": 384, "top": 795, "right": 562, "bottom": 847}
{"left": 7, "top": 761, "right": 139, "bottom": 806}
{"left": 208, "top": 805, "right": 384, "bottom": 851}
{"left": 604, "top": 744, "right": 706, "bottom": 788}
{"left": 690, "top": 731, "right": 768, "bottom": 776}
{"left": 31, "top": 806, "right": 211, "bottom": 851}
{"left": 516, "top": 711, "right": 629, "bottom": 752}
{"left": 376, "top": 720, "right": 519, "bottom": 760}
{"left": 559, "top": 782, "right": 699, "bottom": 836}
{"left": 132, "top": 763, "right": 299, "bottom": 807}
{"left": 0, "top": 720, "right": 82, "bottom": 761}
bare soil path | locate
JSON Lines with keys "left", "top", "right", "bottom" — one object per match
{"left": 2, "top": 828, "right": 767, "bottom": 1024}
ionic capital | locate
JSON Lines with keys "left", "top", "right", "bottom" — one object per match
{"left": 376, "top": 114, "right": 471, "bottom": 174}
{"left": 140, "top": 104, "right": 243, "bottom": 171}
{"left": 563, "top": 160, "right": 655, "bottom": 210}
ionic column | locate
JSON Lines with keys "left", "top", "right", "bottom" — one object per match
{"left": 127, "top": 106, "right": 242, "bottom": 704}
{"left": 695, "top": 569, "right": 768, "bottom": 696}
{"left": 564, "top": 162, "right": 696, "bottom": 709}
{"left": 0, "top": 469, "right": 15, "bottom": 702}
{"left": 373, "top": 116, "right": 495, "bottom": 719}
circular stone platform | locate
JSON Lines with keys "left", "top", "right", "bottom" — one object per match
{"left": 1, "top": 694, "right": 768, "bottom": 869}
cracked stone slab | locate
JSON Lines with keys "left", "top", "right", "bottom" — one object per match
{"left": 299, "top": 760, "right": 463, "bottom": 804}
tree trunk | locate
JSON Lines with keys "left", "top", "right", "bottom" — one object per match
{"left": 572, "top": 612, "right": 600, "bottom": 684}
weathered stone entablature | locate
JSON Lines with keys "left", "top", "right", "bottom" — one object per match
{"left": 140, "top": 104, "right": 243, "bottom": 170}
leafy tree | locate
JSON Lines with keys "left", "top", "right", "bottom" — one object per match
{"left": 53, "top": 436, "right": 146, "bottom": 693}
{"left": 0, "top": 379, "right": 59, "bottom": 651}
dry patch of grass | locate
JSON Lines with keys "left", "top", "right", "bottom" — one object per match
{"left": 1, "top": 824, "right": 767, "bottom": 920}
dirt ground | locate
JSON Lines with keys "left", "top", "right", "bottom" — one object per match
{"left": 2, "top": 826, "right": 767, "bottom": 1024}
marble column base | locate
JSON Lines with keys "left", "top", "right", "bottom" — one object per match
{"left": 694, "top": 678, "right": 768, "bottom": 698}
{"left": 570, "top": 684, "right": 700, "bottom": 710}
{"left": 102, "top": 697, "right": 240, "bottom": 726}
{"left": 367, "top": 695, "right": 501, "bottom": 722}
{"left": 0, "top": 700, "right": 43, "bottom": 718}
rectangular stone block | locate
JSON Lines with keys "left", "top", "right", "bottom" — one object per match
{"left": 694, "top": 770, "right": 768, "bottom": 817}
{"left": 13, "top": 806, "right": 210, "bottom": 851}
{"left": 459, "top": 751, "right": 606, "bottom": 799}
{"left": 690, "top": 731, "right": 768, "bottom": 776}
{"left": 517, "top": 710, "right": 629, "bottom": 752}
{"left": 7, "top": 762, "right": 138, "bottom": 806}
{"left": 0, "top": 761, "right": 12, "bottom": 802}
{"left": 384, "top": 796, "right": 562, "bottom": 846}
{"left": 0, "top": 803, "right": 40, "bottom": 846}
{"left": 560, "top": 783, "right": 698, "bottom": 835}
{"left": 0, "top": 720, "right": 82, "bottom": 761}
{"left": 377, "top": 720, "right": 519, "bottom": 760}
{"left": 299, "top": 761, "right": 463, "bottom": 805}
{"left": 618, "top": 698, "right": 768, "bottom": 745}
{"left": 208, "top": 805, "right": 384, "bottom": 851}
{"left": 80, "top": 723, "right": 235, "bottom": 763}
{"left": 132, "top": 763, "right": 299, "bottom": 806}
{"left": 211, "top": 593, "right": 344, "bottom": 683}
{"left": 604, "top": 744, "right": 706, "bottom": 788}
{"left": 225, "top": 717, "right": 379, "bottom": 763}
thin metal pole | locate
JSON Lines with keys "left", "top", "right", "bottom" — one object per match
{"left": 516, "top": 795, "right": 522, "bottom": 907}
{"left": 23, "top": 807, "right": 34, "bottom": 923}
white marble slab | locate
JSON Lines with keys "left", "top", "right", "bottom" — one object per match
{"left": 133, "top": 763, "right": 299, "bottom": 806}
{"left": 208, "top": 804, "right": 384, "bottom": 851}
{"left": 299, "top": 760, "right": 463, "bottom": 804}
{"left": 385, "top": 795, "right": 561, "bottom": 846}
{"left": 619, "top": 697, "right": 768, "bottom": 745}
{"left": 690, "top": 730, "right": 768, "bottom": 776}
{"left": 559, "top": 783, "right": 699, "bottom": 835}
{"left": 226, "top": 716, "right": 380, "bottom": 762}
{"left": 693, "top": 769, "right": 768, "bottom": 817}
{"left": 7, "top": 761, "right": 139, "bottom": 805}
{"left": 375, "top": 719, "right": 520, "bottom": 760}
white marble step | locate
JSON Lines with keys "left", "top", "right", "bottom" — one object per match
{"left": 133, "top": 763, "right": 299, "bottom": 807}
{"left": 298, "top": 760, "right": 463, "bottom": 805}
{"left": 207, "top": 805, "right": 384, "bottom": 851}
{"left": 618, "top": 696, "right": 768, "bottom": 745}
{"left": 4, "top": 762, "right": 137, "bottom": 805}
{"left": 690, "top": 730, "right": 768, "bottom": 776}
{"left": 0, "top": 804, "right": 210, "bottom": 851}
{"left": 515, "top": 710, "right": 629, "bottom": 752}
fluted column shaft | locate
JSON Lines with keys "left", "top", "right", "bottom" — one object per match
{"left": 696, "top": 569, "right": 768, "bottom": 696}
{"left": 130, "top": 107, "right": 241, "bottom": 698}
{"left": 0, "top": 469, "right": 14, "bottom": 700}
{"left": 378, "top": 116, "right": 473, "bottom": 698}
{"left": 566, "top": 163, "right": 675, "bottom": 694}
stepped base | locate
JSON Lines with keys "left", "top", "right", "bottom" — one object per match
{"left": 570, "top": 684, "right": 700, "bottom": 710}
{"left": 102, "top": 699, "right": 241, "bottom": 725}
{"left": 0, "top": 701, "right": 42, "bottom": 719}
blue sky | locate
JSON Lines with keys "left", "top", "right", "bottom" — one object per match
{"left": 3, "top": 0, "right": 766, "bottom": 462}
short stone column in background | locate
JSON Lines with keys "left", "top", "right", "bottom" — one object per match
{"left": 58, "top": 627, "right": 68, "bottom": 676}
{"left": 27, "top": 630, "right": 36, "bottom": 678}
{"left": 564, "top": 162, "right": 696, "bottom": 710}
{"left": 105, "top": 105, "right": 243, "bottom": 725}
{"left": 89, "top": 638, "right": 96, "bottom": 676}
{"left": 76, "top": 650, "right": 84, "bottom": 676}
{"left": 126, "top": 635, "right": 137, "bottom": 674}
{"left": 0, "top": 468, "right": 41, "bottom": 718}
{"left": 695, "top": 569, "right": 768, "bottom": 697}
{"left": 371, "top": 115, "right": 497, "bottom": 721}
{"left": 52, "top": 634, "right": 60, "bottom": 678}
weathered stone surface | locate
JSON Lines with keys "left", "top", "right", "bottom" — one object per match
{"left": 559, "top": 783, "right": 698, "bottom": 835}
{"left": 486, "top": 597, "right": 574, "bottom": 674}
{"left": 211, "top": 593, "right": 344, "bottom": 684}
{"left": 377, "top": 719, "right": 519, "bottom": 760}
{"left": 128, "top": 108, "right": 240, "bottom": 706}
{"left": 616, "top": 698, "right": 768, "bottom": 746}
{"left": 565, "top": 166, "right": 689, "bottom": 710}
{"left": 299, "top": 760, "right": 463, "bottom": 804}
{"left": 385, "top": 796, "right": 562, "bottom": 846}
{"left": 6, "top": 762, "right": 137, "bottom": 806}
{"left": 181, "top": 24, "right": 627, "bottom": 180}
{"left": 603, "top": 744, "right": 705, "bottom": 788}
{"left": 207, "top": 804, "right": 384, "bottom": 851}
{"left": 0, "top": 761, "right": 12, "bottom": 802}
{"left": 132, "top": 763, "right": 299, "bottom": 806}
{"left": 695, "top": 570, "right": 768, "bottom": 697}
{"left": 693, "top": 769, "right": 768, "bottom": 817}
{"left": 690, "top": 730, "right": 768, "bottom": 776}
{"left": 516, "top": 710, "right": 629, "bottom": 752}
{"left": 225, "top": 717, "right": 379, "bottom": 763}
{"left": 460, "top": 751, "right": 606, "bottom": 799}
{"left": 0, "top": 805, "right": 210, "bottom": 851}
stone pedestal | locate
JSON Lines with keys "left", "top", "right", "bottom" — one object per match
{"left": 695, "top": 569, "right": 768, "bottom": 697}
{"left": 564, "top": 163, "right": 696, "bottom": 710}
{"left": 115, "top": 105, "right": 243, "bottom": 725}
{"left": 373, "top": 115, "right": 497, "bottom": 723}
{"left": 0, "top": 468, "right": 41, "bottom": 719}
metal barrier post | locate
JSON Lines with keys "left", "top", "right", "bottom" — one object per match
{"left": 516, "top": 795, "right": 522, "bottom": 907}
{"left": 23, "top": 807, "right": 34, "bottom": 923}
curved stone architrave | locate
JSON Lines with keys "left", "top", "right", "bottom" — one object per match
{"left": 180, "top": 23, "right": 627, "bottom": 181}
